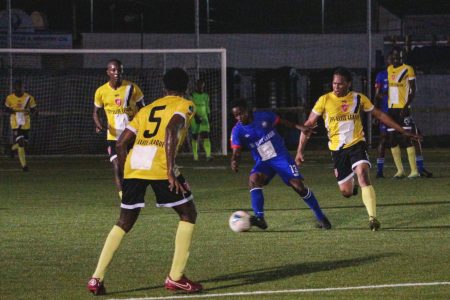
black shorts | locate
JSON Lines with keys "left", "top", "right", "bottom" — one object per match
{"left": 121, "top": 175, "right": 193, "bottom": 209}
{"left": 12, "top": 129, "right": 29, "bottom": 143}
{"left": 387, "top": 108, "right": 415, "bottom": 132}
{"left": 107, "top": 140, "right": 132, "bottom": 162}
{"left": 331, "top": 141, "right": 371, "bottom": 184}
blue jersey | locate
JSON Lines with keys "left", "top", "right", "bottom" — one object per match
{"left": 230, "top": 111, "right": 291, "bottom": 163}
{"left": 375, "top": 70, "right": 389, "bottom": 113}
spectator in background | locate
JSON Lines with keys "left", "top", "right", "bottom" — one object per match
{"left": 190, "top": 79, "right": 212, "bottom": 161}
{"left": 93, "top": 58, "right": 145, "bottom": 200}
{"left": 4, "top": 79, "right": 37, "bottom": 171}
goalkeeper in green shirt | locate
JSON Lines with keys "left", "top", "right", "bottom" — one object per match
{"left": 190, "top": 79, "right": 212, "bottom": 161}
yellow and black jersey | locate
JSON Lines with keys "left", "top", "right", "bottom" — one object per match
{"left": 124, "top": 95, "right": 195, "bottom": 180}
{"left": 387, "top": 64, "right": 415, "bottom": 109}
{"left": 94, "top": 80, "right": 144, "bottom": 141}
{"left": 5, "top": 92, "right": 37, "bottom": 129}
{"left": 312, "top": 92, "right": 374, "bottom": 151}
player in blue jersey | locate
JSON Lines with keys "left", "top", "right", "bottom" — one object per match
{"left": 230, "top": 100, "right": 331, "bottom": 230}
{"left": 374, "top": 64, "right": 389, "bottom": 178}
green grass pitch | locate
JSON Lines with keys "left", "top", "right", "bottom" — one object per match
{"left": 1, "top": 149, "right": 449, "bottom": 299}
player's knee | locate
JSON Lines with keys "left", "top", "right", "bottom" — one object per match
{"left": 341, "top": 190, "right": 353, "bottom": 198}
{"left": 180, "top": 209, "right": 197, "bottom": 224}
{"left": 17, "top": 137, "right": 25, "bottom": 147}
{"left": 248, "top": 174, "right": 264, "bottom": 188}
{"left": 116, "top": 220, "right": 134, "bottom": 233}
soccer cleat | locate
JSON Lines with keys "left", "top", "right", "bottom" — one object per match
{"left": 369, "top": 217, "right": 381, "bottom": 231}
{"left": 393, "top": 172, "right": 406, "bottom": 179}
{"left": 420, "top": 169, "right": 433, "bottom": 178}
{"left": 316, "top": 216, "right": 332, "bottom": 230}
{"left": 376, "top": 173, "right": 385, "bottom": 179}
{"left": 407, "top": 172, "right": 420, "bottom": 179}
{"left": 165, "top": 275, "right": 203, "bottom": 293}
{"left": 206, "top": 156, "right": 213, "bottom": 162}
{"left": 87, "top": 277, "right": 106, "bottom": 296}
{"left": 250, "top": 215, "right": 268, "bottom": 229}
{"left": 22, "top": 166, "right": 29, "bottom": 172}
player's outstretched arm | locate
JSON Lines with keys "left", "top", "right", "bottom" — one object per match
{"left": 116, "top": 129, "right": 135, "bottom": 180}
{"left": 295, "top": 112, "right": 320, "bottom": 166}
{"left": 165, "top": 114, "right": 187, "bottom": 195}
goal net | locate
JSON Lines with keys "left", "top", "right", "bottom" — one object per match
{"left": 0, "top": 48, "right": 227, "bottom": 156}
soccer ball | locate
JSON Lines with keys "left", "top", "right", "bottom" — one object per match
{"left": 229, "top": 211, "right": 251, "bottom": 232}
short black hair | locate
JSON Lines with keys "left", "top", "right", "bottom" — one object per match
{"left": 231, "top": 99, "right": 248, "bottom": 110}
{"left": 163, "top": 68, "right": 189, "bottom": 92}
{"left": 107, "top": 58, "right": 122, "bottom": 68}
{"left": 333, "top": 67, "right": 352, "bottom": 82}
{"left": 13, "top": 79, "right": 22, "bottom": 86}
{"left": 389, "top": 46, "right": 403, "bottom": 55}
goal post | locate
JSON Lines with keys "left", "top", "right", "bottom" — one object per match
{"left": 0, "top": 48, "right": 228, "bottom": 156}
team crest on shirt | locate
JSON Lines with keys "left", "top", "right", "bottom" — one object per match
{"left": 115, "top": 98, "right": 122, "bottom": 106}
{"left": 341, "top": 102, "right": 349, "bottom": 112}
{"left": 261, "top": 121, "right": 268, "bottom": 128}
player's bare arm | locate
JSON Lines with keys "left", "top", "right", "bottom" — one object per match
{"left": 231, "top": 147, "right": 241, "bottom": 173}
{"left": 165, "top": 114, "right": 187, "bottom": 195}
{"left": 372, "top": 107, "right": 421, "bottom": 141}
{"left": 93, "top": 106, "right": 104, "bottom": 133}
{"left": 295, "top": 112, "right": 320, "bottom": 166}
{"left": 278, "top": 118, "right": 315, "bottom": 135}
{"left": 116, "top": 128, "right": 135, "bottom": 180}
{"left": 402, "top": 79, "right": 416, "bottom": 117}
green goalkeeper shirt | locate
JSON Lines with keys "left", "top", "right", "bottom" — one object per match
{"left": 191, "top": 92, "right": 210, "bottom": 119}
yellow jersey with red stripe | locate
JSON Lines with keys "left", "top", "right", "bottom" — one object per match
{"left": 387, "top": 64, "right": 415, "bottom": 109}
{"left": 124, "top": 95, "right": 195, "bottom": 180}
{"left": 5, "top": 92, "right": 37, "bottom": 129}
{"left": 94, "top": 80, "right": 144, "bottom": 141}
{"left": 312, "top": 92, "right": 374, "bottom": 151}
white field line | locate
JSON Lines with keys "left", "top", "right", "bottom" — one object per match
{"left": 108, "top": 281, "right": 450, "bottom": 300}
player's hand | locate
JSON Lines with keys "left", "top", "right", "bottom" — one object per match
{"left": 403, "top": 131, "right": 422, "bottom": 142}
{"left": 295, "top": 152, "right": 305, "bottom": 166}
{"left": 168, "top": 171, "right": 187, "bottom": 195}
{"left": 194, "top": 115, "right": 203, "bottom": 124}
{"left": 231, "top": 160, "right": 239, "bottom": 173}
{"left": 95, "top": 125, "right": 104, "bottom": 134}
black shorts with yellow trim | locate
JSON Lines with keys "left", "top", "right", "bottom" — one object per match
{"left": 12, "top": 128, "right": 29, "bottom": 142}
{"left": 107, "top": 140, "right": 132, "bottom": 162}
{"left": 121, "top": 175, "right": 193, "bottom": 209}
{"left": 331, "top": 141, "right": 371, "bottom": 185}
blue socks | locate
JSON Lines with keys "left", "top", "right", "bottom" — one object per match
{"left": 250, "top": 188, "right": 265, "bottom": 218}
{"left": 302, "top": 189, "right": 325, "bottom": 221}
{"left": 416, "top": 155, "right": 424, "bottom": 174}
{"left": 377, "top": 158, "right": 384, "bottom": 175}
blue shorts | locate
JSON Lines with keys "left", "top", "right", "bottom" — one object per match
{"left": 251, "top": 155, "right": 303, "bottom": 185}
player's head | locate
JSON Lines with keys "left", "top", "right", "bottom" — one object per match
{"left": 389, "top": 47, "right": 403, "bottom": 67}
{"left": 106, "top": 58, "right": 123, "bottom": 84}
{"left": 386, "top": 53, "right": 393, "bottom": 67}
{"left": 195, "top": 79, "right": 205, "bottom": 92}
{"left": 332, "top": 67, "right": 352, "bottom": 97}
{"left": 13, "top": 79, "right": 23, "bottom": 94}
{"left": 163, "top": 68, "right": 189, "bottom": 94}
{"left": 231, "top": 100, "right": 251, "bottom": 124}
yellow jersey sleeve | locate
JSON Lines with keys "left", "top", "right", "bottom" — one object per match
{"left": 94, "top": 85, "right": 104, "bottom": 108}
{"left": 360, "top": 94, "right": 374, "bottom": 112}
{"left": 312, "top": 95, "right": 326, "bottom": 116}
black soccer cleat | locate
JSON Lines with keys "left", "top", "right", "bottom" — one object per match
{"left": 250, "top": 215, "right": 268, "bottom": 230}
{"left": 316, "top": 216, "right": 332, "bottom": 230}
{"left": 376, "top": 173, "right": 385, "bottom": 179}
{"left": 420, "top": 169, "right": 433, "bottom": 178}
{"left": 352, "top": 184, "right": 359, "bottom": 196}
{"left": 22, "top": 166, "right": 29, "bottom": 172}
{"left": 369, "top": 217, "right": 381, "bottom": 231}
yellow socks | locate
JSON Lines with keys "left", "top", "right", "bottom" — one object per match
{"left": 406, "top": 146, "right": 419, "bottom": 177}
{"left": 11, "top": 143, "right": 19, "bottom": 151}
{"left": 390, "top": 145, "right": 404, "bottom": 176}
{"left": 18, "top": 146, "right": 26, "bottom": 168}
{"left": 118, "top": 191, "right": 123, "bottom": 200}
{"left": 192, "top": 140, "right": 199, "bottom": 161}
{"left": 169, "top": 221, "right": 195, "bottom": 281}
{"left": 93, "top": 225, "right": 125, "bottom": 281}
{"left": 361, "top": 185, "right": 377, "bottom": 219}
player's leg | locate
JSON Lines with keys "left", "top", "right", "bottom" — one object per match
{"left": 332, "top": 148, "right": 356, "bottom": 198}
{"left": 412, "top": 124, "right": 432, "bottom": 178}
{"left": 200, "top": 131, "right": 212, "bottom": 161}
{"left": 107, "top": 141, "right": 122, "bottom": 199}
{"left": 152, "top": 175, "right": 202, "bottom": 292}
{"left": 191, "top": 122, "right": 200, "bottom": 161}
{"left": 351, "top": 143, "right": 380, "bottom": 231}
{"left": 388, "top": 109, "right": 405, "bottom": 178}
{"left": 248, "top": 170, "right": 271, "bottom": 229}
{"left": 16, "top": 129, "right": 28, "bottom": 171}
{"left": 88, "top": 179, "right": 146, "bottom": 295}
{"left": 376, "top": 125, "right": 387, "bottom": 178}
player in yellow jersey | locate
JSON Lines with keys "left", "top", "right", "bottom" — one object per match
{"left": 4, "top": 80, "right": 38, "bottom": 171}
{"left": 93, "top": 59, "right": 145, "bottom": 199}
{"left": 387, "top": 47, "right": 423, "bottom": 179}
{"left": 87, "top": 68, "right": 202, "bottom": 295}
{"left": 296, "top": 67, "right": 419, "bottom": 231}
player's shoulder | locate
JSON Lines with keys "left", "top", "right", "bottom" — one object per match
{"left": 96, "top": 82, "right": 110, "bottom": 92}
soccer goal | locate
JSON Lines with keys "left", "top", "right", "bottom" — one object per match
{"left": 0, "top": 48, "right": 228, "bottom": 156}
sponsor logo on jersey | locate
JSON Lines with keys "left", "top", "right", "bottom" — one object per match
{"left": 115, "top": 98, "right": 122, "bottom": 106}
{"left": 341, "top": 103, "right": 349, "bottom": 112}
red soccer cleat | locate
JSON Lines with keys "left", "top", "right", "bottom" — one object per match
{"left": 164, "top": 275, "right": 203, "bottom": 293}
{"left": 87, "top": 277, "right": 106, "bottom": 296}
